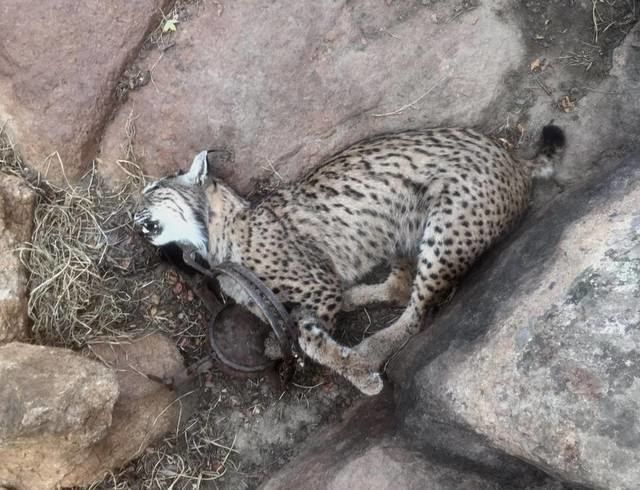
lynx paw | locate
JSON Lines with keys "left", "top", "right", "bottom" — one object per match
{"left": 297, "top": 320, "right": 332, "bottom": 360}
{"left": 296, "top": 314, "right": 384, "bottom": 396}
{"left": 347, "top": 369, "right": 384, "bottom": 396}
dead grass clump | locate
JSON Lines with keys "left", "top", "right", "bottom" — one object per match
{"left": 0, "top": 126, "right": 24, "bottom": 174}
{"left": 590, "top": 0, "right": 638, "bottom": 44}
{"left": 0, "top": 127, "right": 154, "bottom": 348}
{"left": 23, "top": 172, "right": 141, "bottom": 347}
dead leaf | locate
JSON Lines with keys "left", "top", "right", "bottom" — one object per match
{"left": 530, "top": 57, "right": 544, "bottom": 72}
{"left": 165, "top": 270, "right": 178, "bottom": 285}
{"left": 162, "top": 18, "right": 178, "bottom": 33}
{"left": 560, "top": 95, "right": 576, "bottom": 112}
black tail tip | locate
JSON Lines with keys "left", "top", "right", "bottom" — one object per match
{"left": 541, "top": 124, "right": 566, "bottom": 151}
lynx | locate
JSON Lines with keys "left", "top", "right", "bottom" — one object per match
{"left": 134, "top": 125, "right": 564, "bottom": 395}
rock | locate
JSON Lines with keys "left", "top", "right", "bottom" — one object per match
{"left": 0, "top": 0, "right": 171, "bottom": 185}
{"left": 0, "top": 334, "right": 185, "bottom": 489}
{"left": 260, "top": 393, "right": 555, "bottom": 490}
{"left": 0, "top": 174, "right": 36, "bottom": 343}
{"left": 0, "top": 343, "right": 119, "bottom": 490}
{"left": 73, "top": 333, "right": 186, "bottom": 484}
{"left": 99, "top": 0, "right": 523, "bottom": 193}
{"left": 390, "top": 154, "right": 640, "bottom": 489}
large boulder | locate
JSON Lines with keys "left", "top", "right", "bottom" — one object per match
{"left": 0, "top": 334, "right": 184, "bottom": 490}
{"left": 0, "top": 343, "right": 119, "bottom": 490}
{"left": 0, "top": 0, "right": 171, "bottom": 185}
{"left": 98, "top": 0, "right": 524, "bottom": 193}
{"left": 259, "top": 393, "right": 538, "bottom": 490}
{"left": 0, "top": 173, "right": 36, "bottom": 343}
{"left": 391, "top": 154, "right": 640, "bottom": 489}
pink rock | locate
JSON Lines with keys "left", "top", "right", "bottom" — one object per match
{"left": 0, "top": 0, "right": 171, "bottom": 185}
{"left": 99, "top": 1, "right": 522, "bottom": 193}
{"left": 0, "top": 174, "right": 36, "bottom": 344}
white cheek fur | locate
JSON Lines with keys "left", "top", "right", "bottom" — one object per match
{"left": 148, "top": 206, "right": 208, "bottom": 255}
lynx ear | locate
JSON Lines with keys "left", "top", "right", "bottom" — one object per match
{"left": 177, "top": 151, "right": 208, "bottom": 186}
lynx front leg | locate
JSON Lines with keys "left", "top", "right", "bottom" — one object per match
{"left": 296, "top": 310, "right": 384, "bottom": 395}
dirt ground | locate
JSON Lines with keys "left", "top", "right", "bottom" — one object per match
{"left": 2, "top": 1, "right": 638, "bottom": 489}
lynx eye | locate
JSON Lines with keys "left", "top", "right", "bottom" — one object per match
{"left": 139, "top": 219, "right": 160, "bottom": 235}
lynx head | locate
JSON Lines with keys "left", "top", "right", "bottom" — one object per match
{"left": 134, "top": 151, "right": 210, "bottom": 254}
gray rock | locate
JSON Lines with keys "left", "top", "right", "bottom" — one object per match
{"left": 0, "top": 174, "right": 36, "bottom": 343}
{"left": 98, "top": 0, "right": 524, "bottom": 193}
{"left": 260, "top": 393, "right": 527, "bottom": 490}
{"left": 0, "top": 0, "right": 171, "bottom": 185}
{"left": 390, "top": 154, "right": 640, "bottom": 489}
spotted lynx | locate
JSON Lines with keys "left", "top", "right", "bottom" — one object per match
{"left": 135, "top": 125, "right": 565, "bottom": 395}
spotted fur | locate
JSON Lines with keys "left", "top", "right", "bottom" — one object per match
{"left": 135, "top": 126, "right": 565, "bottom": 395}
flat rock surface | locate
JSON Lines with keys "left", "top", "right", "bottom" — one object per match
{"left": 0, "top": 174, "right": 36, "bottom": 343}
{"left": 99, "top": 0, "right": 524, "bottom": 192}
{"left": 391, "top": 154, "right": 640, "bottom": 489}
{"left": 0, "top": 0, "right": 170, "bottom": 185}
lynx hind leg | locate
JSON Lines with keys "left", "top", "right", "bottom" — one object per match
{"left": 300, "top": 199, "right": 489, "bottom": 395}
{"left": 342, "top": 262, "right": 413, "bottom": 311}
{"left": 353, "top": 204, "right": 486, "bottom": 368}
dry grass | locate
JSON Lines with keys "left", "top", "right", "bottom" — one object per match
{"left": 1, "top": 124, "right": 192, "bottom": 350}
{"left": 0, "top": 128, "right": 150, "bottom": 348}
{"left": 0, "top": 124, "right": 47, "bottom": 196}
{"left": 590, "top": 0, "right": 638, "bottom": 44}
{"left": 1, "top": 124, "right": 205, "bottom": 353}
{"left": 23, "top": 174, "right": 142, "bottom": 347}
{"left": 559, "top": 50, "right": 595, "bottom": 71}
